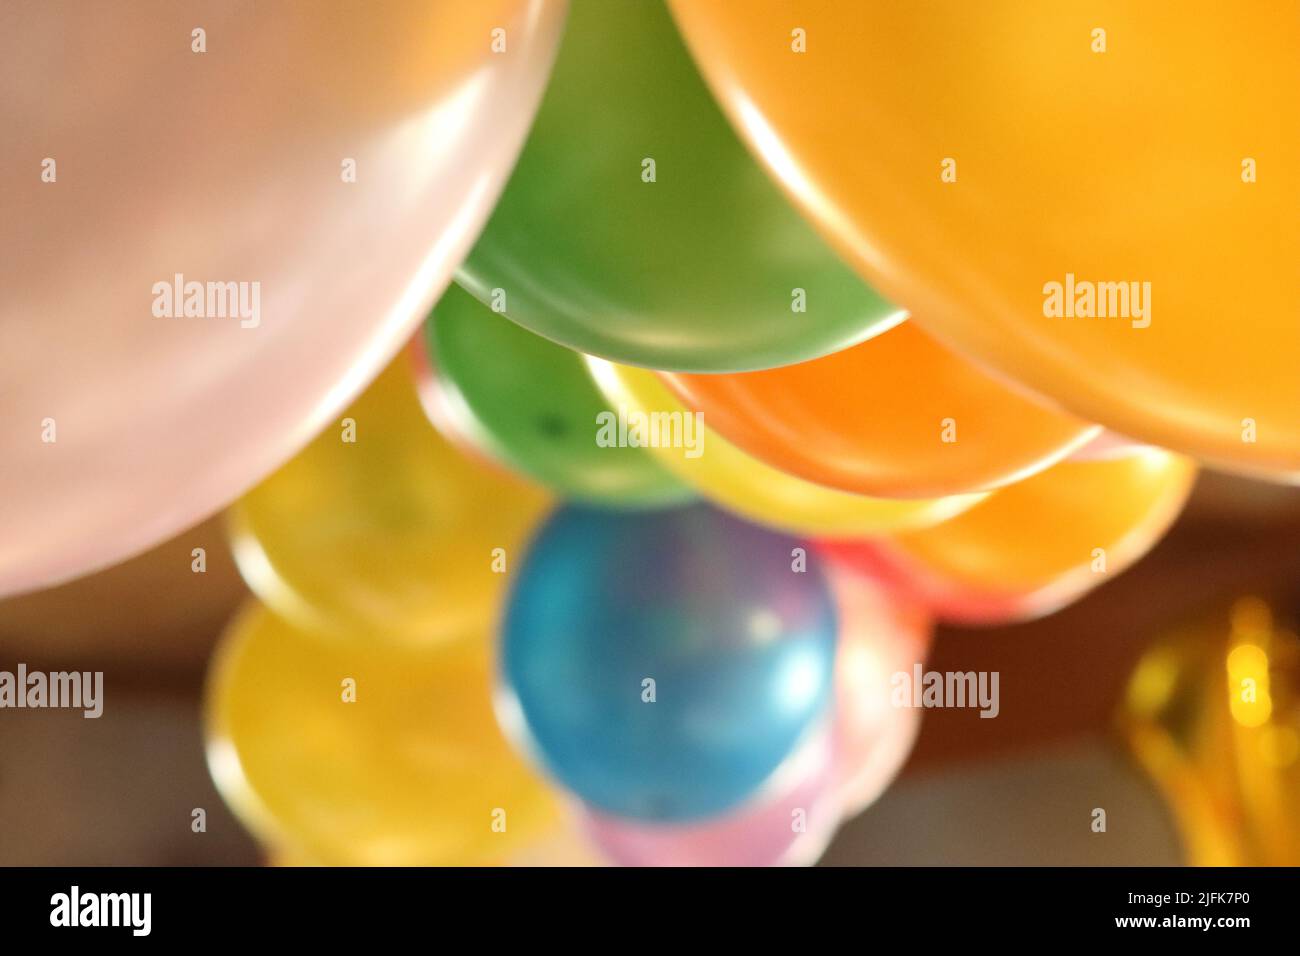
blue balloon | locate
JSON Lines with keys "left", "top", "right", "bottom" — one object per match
{"left": 499, "top": 503, "right": 837, "bottom": 822}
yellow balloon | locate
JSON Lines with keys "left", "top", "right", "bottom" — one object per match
{"left": 670, "top": 1, "right": 1300, "bottom": 480}
{"left": 206, "top": 602, "right": 559, "bottom": 866}
{"left": 228, "top": 353, "right": 549, "bottom": 644}
{"left": 1120, "top": 598, "right": 1300, "bottom": 865}
{"left": 585, "top": 357, "right": 982, "bottom": 536}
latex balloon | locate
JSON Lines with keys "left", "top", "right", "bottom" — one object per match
{"left": 458, "top": 0, "right": 900, "bottom": 372}
{"left": 498, "top": 503, "right": 837, "bottom": 822}
{"left": 579, "top": 729, "right": 841, "bottom": 866}
{"left": 825, "top": 541, "right": 1036, "bottom": 627}
{"left": 662, "top": 320, "right": 1098, "bottom": 499}
{"left": 822, "top": 450, "right": 1197, "bottom": 625}
{"left": 1068, "top": 429, "right": 1152, "bottom": 463}
{"left": 825, "top": 562, "right": 930, "bottom": 816}
{"left": 416, "top": 282, "right": 692, "bottom": 508}
{"left": 206, "top": 602, "right": 559, "bottom": 866}
{"left": 670, "top": 1, "right": 1300, "bottom": 479}
{"left": 228, "top": 356, "right": 549, "bottom": 644}
{"left": 1120, "top": 598, "right": 1300, "bottom": 866}
{"left": 586, "top": 357, "right": 983, "bottom": 536}
{"left": 0, "top": 0, "right": 565, "bottom": 598}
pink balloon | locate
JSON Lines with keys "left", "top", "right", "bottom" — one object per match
{"left": 0, "top": 0, "right": 566, "bottom": 596}
{"left": 580, "top": 730, "right": 841, "bottom": 867}
{"left": 826, "top": 563, "right": 932, "bottom": 817}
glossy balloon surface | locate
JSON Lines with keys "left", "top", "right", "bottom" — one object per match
{"left": 826, "top": 563, "right": 930, "bottom": 815}
{"left": 822, "top": 451, "right": 1197, "bottom": 624}
{"left": 662, "top": 319, "right": 1098, "bottom": 499}
{"left": 671, "top": 1, "right": 1300, "bottom": 477}
{"left": 588, "top": 358, "right": 983, "bottom": 536}
{"left": 460, "top": 0, "right": 899, "bottom": 371}
{"left": 500, "top": 504, "right": 838, "bottom": 821}
{"left": 0, "top": 0, "right": 566, "bottom": 596}
{"left": 580, "top": 731, "right": 840, "bottom": 866}
{"left": 229, "top": 357, "right": 549, "bottom": 644}
{"left": 418, "top": 283, "right": 691, "bottom": 508}
{"left": 206, "top": 603, "right": 559, "bottom": 866}
{"left": 1120, "top": 599, "right": 1300, "bottom": 866}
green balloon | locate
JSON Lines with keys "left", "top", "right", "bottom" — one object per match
{"left": 457, "top": 0, "right": 900, "bottom": 373}
{"left": 421, "top": 283, "right": 693, "bottom": 508}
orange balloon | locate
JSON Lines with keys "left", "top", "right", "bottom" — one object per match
{"left": 669, "top": 2, "right": 1300, "bottom": 480}
{"left": 661, "top": 319, "right": 1098, "bottom": 499}
{"left": 586, "top": 356, "right": 982, "bottom": 536}
{"left": 822, "top": 450, "right": 1197, "bottom": 624}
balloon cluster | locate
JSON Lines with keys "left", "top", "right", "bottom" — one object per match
{"left": 211, "top": 358, "right": 929, "bottom": 865}
{"left": 12, "top": 2, "right": 1293, "bottom": 865}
